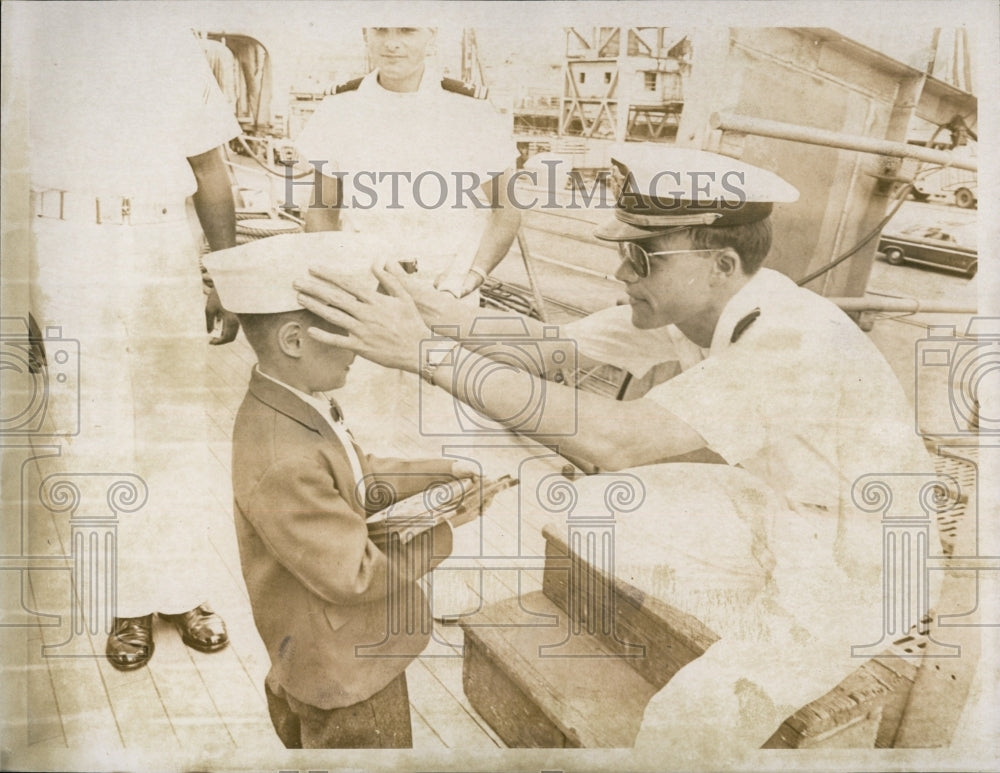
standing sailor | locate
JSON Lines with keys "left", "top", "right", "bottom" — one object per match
{"left": 295, "top": 26, "right": 520, "bottom": 299}
{"left": 26, "top": 5, "right": 239, "bottom": 670}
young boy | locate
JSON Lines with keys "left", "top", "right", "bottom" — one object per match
{"left": 204, "top": 232, "right": 475, "bottom": 748}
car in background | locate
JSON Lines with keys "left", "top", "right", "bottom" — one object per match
{"left": 878, "top": 224, "right": 978, "bottom": 278}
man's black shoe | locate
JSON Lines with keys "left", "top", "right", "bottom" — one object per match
{"left": 106, "top": 615, "right": 154, "bottom": 671}
{"left": 158, "top": 603, "right": 229, "bottom": 653}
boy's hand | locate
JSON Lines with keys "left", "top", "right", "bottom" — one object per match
{"left": 447, "top": 466, "right": 520, "bottom": 529}
{"left": 450, "top": 459, "right": 480, "bottom": 480}
{"left": 448, "top": 460, "right": 482, "bottom": 529}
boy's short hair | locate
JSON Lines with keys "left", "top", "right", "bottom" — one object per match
{"left": 238, "top": 310, "right": 315, "bottom": 357}
{"left": 239, "top": 309, "right": 348, "bottom": 360}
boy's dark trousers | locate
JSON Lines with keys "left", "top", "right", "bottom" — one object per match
{"left": 265, "top": 673, "right": 412, "bottom": 748}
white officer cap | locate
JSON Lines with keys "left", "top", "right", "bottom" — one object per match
{"left": 203, "top": 231, "right": 382, "bottom": 314}
{"left": 594, "top": 146, "right": 799, "bottom": 241}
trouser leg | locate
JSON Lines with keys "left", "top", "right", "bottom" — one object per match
{"left": 265, "top": 682, "right": 302, "bottom": 749}
{"left": 284, "top": 672, "right": 414, "bottom": 749}
{"left": 29, "top": 219, "right": 218, "bottom": 619}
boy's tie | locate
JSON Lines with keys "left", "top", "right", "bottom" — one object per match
{"left": 328, "top": 397, "right": 358, "bottom": 445}
{"left": 328, "top": 396, "right": 366, "bottom": 507}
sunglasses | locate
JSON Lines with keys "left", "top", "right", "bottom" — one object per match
{"left": 618, "top": 241, "right": 721, "bottom": 278}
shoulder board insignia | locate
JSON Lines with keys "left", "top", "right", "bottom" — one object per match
{"left": 441, "top": 77, "right": 489, "bottom": 100}
{"left": 730, "top": 308, "right": 761, "bottom": 343}
{"left": 334, "top": 77, "right": 364, "bottom": 94}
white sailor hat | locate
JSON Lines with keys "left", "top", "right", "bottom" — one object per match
{"left": 203, "top": 232, "right": 382, "bottom": 314}
{"left": 594, "top": 146, "right": 799, "bottom": 242}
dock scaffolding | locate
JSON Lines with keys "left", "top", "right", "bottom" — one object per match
{"left": 512, "top": 27, "right": 690, "bottom": 145}
{"left": 560, "top": 27, "right": 689, "bottom": 142}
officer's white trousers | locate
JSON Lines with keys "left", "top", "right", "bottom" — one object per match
{"left": 546, "top": 463, "right": 886, "bottom": 755}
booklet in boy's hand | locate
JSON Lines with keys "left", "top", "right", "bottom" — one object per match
{"left": 366, "top": 474, "right": 518, "bottom": 552}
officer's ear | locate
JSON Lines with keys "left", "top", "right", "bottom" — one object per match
{"left": 710, "top": 248, "right": 741, "bottom": 279}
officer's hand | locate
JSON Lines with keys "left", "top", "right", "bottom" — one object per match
{"left": 205, "top": 288, "right": 240, "bottom": 345}
{"left": 433, "top": 271, "right": 465, "bottom": 298}
{"left": 295, "top": 262, "right": 431, "bottom": 373}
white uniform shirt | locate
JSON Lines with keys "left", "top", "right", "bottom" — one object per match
{"left": 27, "top": 6, "right": 239, "bottom": 198}
{"left": 558, "top": 270, "right": 937, "bottom": 744}
{"left": 569, "top": 269, "right": 934, "bottom": 630}
{"left": 295, "top": 68, "right": 516, "bottom": 280}
{"left": 641, "top": 268, "right": 930, "bottom": 512}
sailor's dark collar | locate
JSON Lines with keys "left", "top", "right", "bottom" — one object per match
{"left": 334, "top": 75, "right": 487, "bottom": 99}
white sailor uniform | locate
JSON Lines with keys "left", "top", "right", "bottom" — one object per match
{"left": 294, "top": 67, "right": 516, "bottom": 287}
